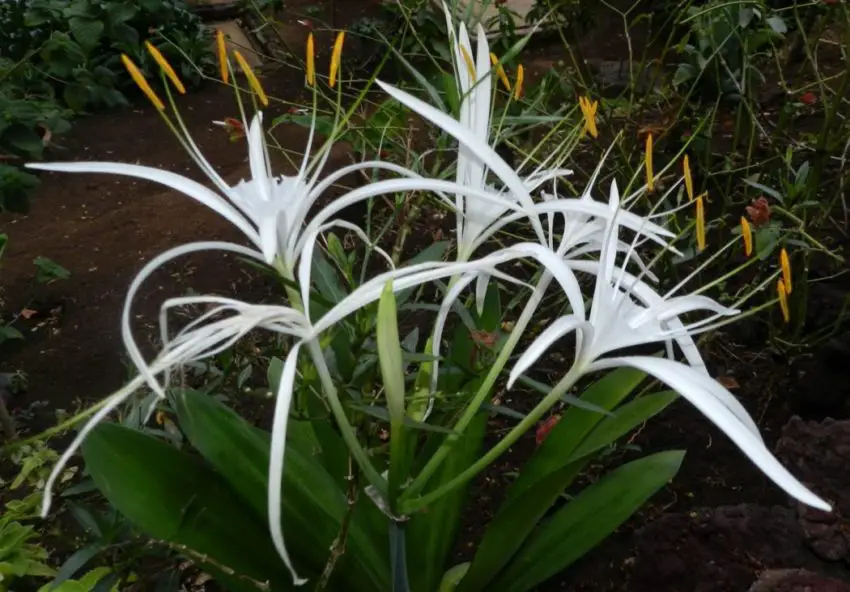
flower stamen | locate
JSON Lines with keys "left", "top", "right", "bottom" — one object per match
{"left": 121, "top": 54, "right": 165, "bottom": 111}
{"left": 145, "top": 41, "right": 186, "bottom": 94}
{"left": 578, "top": 96, "right": 598, "bottom": 138}
{"left": 460, "top": 45, "right": 476, "bottom": 80}
{"left": 777, "top": 278, "right": 790, "bottom": 323}
{"left": 684, "top": 154, "right": 694, "bottom": 201}
{"left": 490, "top": 53, "right": 511, "bottom": 91}
{"left": 514, "top": 65, "right": 524, "bottom": 100}
{"left": 216, "top": 30, "right": 229, "bottom": 84}
{"left": 329, "top": 31, "right": 345, "bottom": 88}
{"left": 645, "top": 133, "right": 654, "bottom": 192}
{"left": 780, "top": 248, "right": 792, "bottom": 294}
{"left": 695, "top": 193, "right": 706, "bottom": 251}
{"left": 741, "top": 217, "right": 753, "bottom": 257}
{"left": 306, "top": 33, "right": 316, "bottom": 87}
{"left": 233, "top": 50, "right": 269, "bottom": 107}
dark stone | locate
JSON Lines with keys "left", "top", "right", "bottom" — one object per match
{"left": 748, "top": 568, "right": 850, "bottom": 592}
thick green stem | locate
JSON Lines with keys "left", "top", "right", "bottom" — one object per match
{"left": 402, "top": 271, "right": 554, "bottom": 500}
{"left": 400, "top": 362, "right": 585, "bottom": 514}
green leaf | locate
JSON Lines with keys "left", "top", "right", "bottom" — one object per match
{"left": 407, "top": 412, "right": 488, "bottom": 592}
{"left": 81, "top": 422, "right": 290, "bottom": 591}
{"left": 104, "top": 1, "right": 137, "bottom": 25}
{"left": 377, "top": 281, "right": 406, "bottom": 423}
{"left": 63, "top": 83, "right": 90, "bottom": 113}
{"left": 567, "top": 391, "right": 678, "bottom": 462}
{"left": 33, "top": 256, "right": 70, "bottom": 282}
{"left": 68, "top": 17, "right": 104, "bottom": 52}
{"left": 352, "top": 405, "right": 457, "bottom": 435}
{"left": 171, "top": 389, "right": 389, "bottom": 590}
{"left": 476, "top": 282, "right": 501, "bottom": 333}
{"left": 507, "top": 367, "right": 647, "bottom": 502}
{"left": 312, "top": 248, "right": 347, "bottom": 308}
{"left": 4, "top": 126, "right": 44, "bottom": 158}
{"left": 456, "top": 371, "right": 654, "bottom": 591}
{"left": 380, "top": 35, "right": 446, "bottom": 111}
{"left": 498, "top": 451, "right": 685, "bottom": 592}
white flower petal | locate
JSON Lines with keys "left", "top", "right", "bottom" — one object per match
{"left": 267, "top": 342, "right": 309, "bottom": 586}
{"left": 509, "top": 316, "right": 591, "bottom": 388}
{"left": 376, "top": 81, "right": 547, "bottom": 245}
{"left": 27, "top": 162, "right": 262, "bottom": 248}
{"left": 588, "top": 356, "right": 830, "bottom": 512}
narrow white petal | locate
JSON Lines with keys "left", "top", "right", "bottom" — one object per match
{"left": 248, "top": 114, "right": 271, "bottom": 202}
{"left": 475, "top": 272, "right": 489, "bottom": 316}
{"left": 509, "top": 316, "right": 589, "bottom": 388}
{"left": 376, "top": 81, "right": 547, "bottom": 244}
{"left": 588, "top": 356, "right": 830, "bottom": 512}
{"left": 267, "top": 342, "right": 309, "bottom": 586}
{"left": 27, "top": 162, "right": 261, "bottom": 247}
{"left": 121, "top": 242, "right": 264, "bottom": 399}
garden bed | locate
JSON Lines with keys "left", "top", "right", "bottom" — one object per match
{"left": 2, "top": 0, "right": 849, "bottom": 590}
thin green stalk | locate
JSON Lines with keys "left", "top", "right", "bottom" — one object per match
{"left": 402, "top": 270, "right": 554, "bottom": 500}
{"left": 400, "top": 362, "right": 585, "bottom": 514}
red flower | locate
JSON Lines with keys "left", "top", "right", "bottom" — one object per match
{"left": 799, "top": 91, "right": 817, "bottom": 105}
{"left": 745, "top": 196, "right": 771, "bottom": 228}
{"left": 535, "top": 415, "right": 561, "bottom": 446}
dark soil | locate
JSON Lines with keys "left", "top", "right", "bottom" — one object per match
{"left": 2, "top": 2, "right": 850, "bottom": 591}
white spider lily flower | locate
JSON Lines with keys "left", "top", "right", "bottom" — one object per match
{"left": 508, "top": 183, "right": 831, "bottom": 513}
{"left": 26, "top": 111, "right": 422, "bottom": 271}
{"left": 41, "top": 230, "right": 588, "bottom": 586}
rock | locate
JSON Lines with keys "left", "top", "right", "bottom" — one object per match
{"left": 749, "top": 568, "right": 850, "bottom": 592}
{"left": 629, "top": 505, "right": 824, "bottom": 592}
{"left": 776, "top": 417, "right": 850, "bottom": 563}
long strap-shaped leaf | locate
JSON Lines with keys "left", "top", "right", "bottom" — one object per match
{"left": 81, "top": 422, "right": 292, "bottom": 592}
{"left": 498, "top": 450, "right": 685, "bottom": 592}
{"left": 172, "top": 389, "right": 390, "bottom": 591}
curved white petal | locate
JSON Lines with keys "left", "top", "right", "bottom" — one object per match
{"left": 509, "top": 316, "right": 591, "bottom": 388}
{"left": 267, "top": 342, "right": 308, "bottom": 586}
{"left": 588, "top": 356, "right": 831, "bottom": 512}
{"left": 376, "top": 81, "right": 547, "bottom": 245}
{"left": 247, "top": 114, "right": 271, "bottom": 203}
{"left": 27, "top": 162, "right": 262, "bottom": 248}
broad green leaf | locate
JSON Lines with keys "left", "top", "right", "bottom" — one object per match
{"left": 498, "top": 451, "right": 685, "bottom": 592}
{"left": 476, "top": 282, "right": 501, "bottom": 333}
{"left": 68, "top": 17, "right": 103, "bottom": 52}
{"left": 312, "top": 248, "right": 347, "bottom": 308}
{"left": 407, "top": 412, "right": 488, "bottom": 592}
{"left": 567, "top": 391, "right": 678, "bottom": 462}
{"left": 455, "top": 464, "right": 582, "bottom": 592}
{"left": 506, "top": 367, "right": 647, "bottom": 503}
{"left": 81, "top": 423, "right": 290, "bottom": 591}
{"left": 172, "top": 389, "right": 388, "bottom": 590}
{"left": 456, "top": 372, "right": 657, "bottom": 590}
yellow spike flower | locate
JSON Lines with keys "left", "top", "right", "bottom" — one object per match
{"left": 777, "top": 278, "right": 790, "bottom": 323}
{"left": 121, "top": 54, "right": 165, "bottom": 111}
{"left": 645, "top": 133, "right": 654, "bottom": 192}
{"left": 578, "top": 96, "right": 599, "bottom": 139}
{"left": 740, "top": 217, "right": 753, "bottom": 257}
{"left": 144, "top": 41, "right": 186, "bottom": 94}
{"left": 329, "top": 31, "right": 345, "bottom": 88}
{"left": 695, "top": 193, "right": 706, "bottom": 251}
{"left": 490, "top": 53, "right": 511, "bottom": 91}
{"left": 780, "top": 248, "right": 792, "bottom": 294}
{"left": 460, "top": 45, "right": 476, "bottom": 80}
{"left": 306, "top": 33, "right": 316, "bottom": 87}
{"left": 514, "top": 64, "right": 524, "bottom": 100}
{"left": 216, "top": 30, "right": 229, "bottom": 84}
{"left": 684, "top": 154, "right": 694, "bottom": 201}
{"left": 233, "top": 50, "right": 269, "bottom": 107}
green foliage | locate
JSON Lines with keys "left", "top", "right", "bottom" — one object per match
{"left": 674, "top": 0, "right": 788, "bottom": 100}
{"left": 0, "top": 0, "right": 213, "bottom": 211}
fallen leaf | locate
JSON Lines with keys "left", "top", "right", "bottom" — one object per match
{"left": 716, "top": 375, "right": 740, "bottom": 390}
